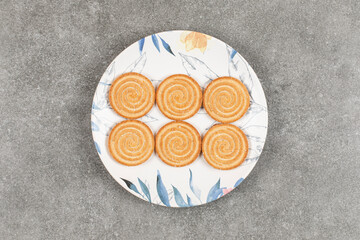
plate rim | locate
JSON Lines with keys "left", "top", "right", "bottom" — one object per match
{"left": 91, "top": 30, "right": 268, "bottom": 207}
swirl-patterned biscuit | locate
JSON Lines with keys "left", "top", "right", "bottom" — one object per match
{"left": 108, "top": 120, "right": 154, "bottom": 166}
{"left": 156, "top": 74, "right": 202, "bottom": 120}
{"left": 202, "top": 124, "right": 248, "bottom": 170}
{"left": 155, "top": 121, "right": 201, "bottom": 167}
{"left": 203, "top": 77, "right": 250, "bottom": 123}
{"left": 109, "top": 72, "right": 155, "bottom": 119}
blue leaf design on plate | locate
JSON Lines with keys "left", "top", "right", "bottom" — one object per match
{"left": 239, "top": 100, "right": 268, "bottom": 129}
{"left": 159, "top": 36, "right": 174, "bottom": 55}
{"left": 189, "top": 169, "right": 201, "bottom": 201}
{"left": 94, "top": 141, "right": 101, "bottom": 154}
{"left": 207, "top": 178, "right": 221, "bottom": 202}
{"left": 124, "top": 53, "right": 147, "bottom": 73}
{"left": 91, "top": 121, "right": 99, "bottom": 131}
{"left": 138, "top": 38, "right": 145, "bottom": 54}
{"left": 172, "top": 185, "right": 187, "bottom": 207}
{"left": 156, "top": 170, "right": 170, "bottom": 206}
{"left": 138, "top": 178, "right": 151, "bottom": 202}
{"left": 230, "top": 48, "right": 237, "bottom": 59}
{"left": 179, "top": 53, "right": 218, "bottom": 86}
{"left": 208, "top": 188, "right": 224, "bottom": 202}
{"left": 92, "top": 103, "right": 101, "bottom": 110}
{"left": 234, "top": 178, "right": 244, "bottom": 188}
{"left": 151, "top": 34, "right": 160, "bottom": 52}
{"left": 98, "top": 82, "right": 111, "bottom": 86}
{"left": 121, "top": 178, "right": 140, "bottom": 194}
{"left": 187, "top": 195, "right": 193, "bottom": 207}
{"left": 226, "top": 44, "right": 254, "bottom": 93}
{"left": 139, "top": 114, "right": 158, "bottom": 124}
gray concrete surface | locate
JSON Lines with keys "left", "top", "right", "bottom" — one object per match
{"left": 1, "top": 0, "right": 359, "bottom": 239}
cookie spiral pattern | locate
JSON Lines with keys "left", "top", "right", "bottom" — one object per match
{"left": 156, "top": 121, "right": 201, "bottom": 167}
{"left": 156, "top": 74, "right": 202, "bottom": 120}
{"left": 202, "top": 124, "right": 248, "bottom": 170}
{"left": 203, "top": 77, "right": 250, "bottom": 123}
{"left": 109, "top": 72, "right": 155, "bottom": 119}
{"left": 108, "top": 120, "right": 154, "bottom": 166}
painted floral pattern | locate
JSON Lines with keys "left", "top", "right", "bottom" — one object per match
{"left": 121, "top": 170, "right": 244, "bottom": 207}
{"left": 180, "top": 31, "right": 211, "bottom": 53}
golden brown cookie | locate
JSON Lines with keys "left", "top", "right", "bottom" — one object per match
{"left": 155, "top": 121, "right": 201, "bottom": 167}
{"left": 108, "top": 120, "right": 154, "bottom": 166}
{"left": 109, "top": 72, "right": 155, "bottom": 119}
{"left": 202, "top": 124, "right": 248, "bottom": 170}
{"left": 156, "top": 74, "right": 202, "bottom": 120}
{"left": 203, "top": 77, "right": 250, "bottom": 123}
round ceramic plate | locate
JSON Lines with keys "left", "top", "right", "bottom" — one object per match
{"left": 91, "top": 30, "right": 268, "bottom": 207}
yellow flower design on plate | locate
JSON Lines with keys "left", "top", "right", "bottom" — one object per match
{"left": 180, "top": 31, "right": 211, "bottom": 53}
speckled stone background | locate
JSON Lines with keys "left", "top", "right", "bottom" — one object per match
{"left": 1, "top": 1, "right": 359, "bottom": 239}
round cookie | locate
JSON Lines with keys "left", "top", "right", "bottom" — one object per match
{"left": 156, "top": 74, "right": 202, "bottom": 120}
{"left": 203, "top": 77, "right": 250, "bottom": 123}
{"left": 108, "top": 120, "right": 154, "bottom": 166}
{"left": 155, "top": 121, "right": 201, "bottom": 167}
{"left": 109, "top": 72, "right": 155, "bottom": 119}
{"left": 202, "top": 124, "right": 248, "bottom": 170}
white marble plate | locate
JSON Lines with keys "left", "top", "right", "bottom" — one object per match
{"left": 91, "top": 30, "right": 268, "bottom": 207}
